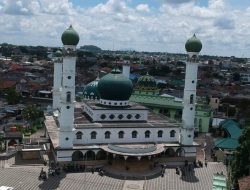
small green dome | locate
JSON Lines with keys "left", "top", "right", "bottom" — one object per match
{"left": 98, "top": 69, "right": 133, "bottom": 101}
{"left": 55, "top": 50, "right": 62, "bottom": 57}
{"left": 83, "top": 79, "right": 100, "bottom": 100}
{"left": 185, "top": 34, "right": 202, "bottom": 53}
{"left": 137, "top": 73, "right": 157, "bottom": 89}
{"left": 61, "top": 25, "right": 80, "bottom": 46}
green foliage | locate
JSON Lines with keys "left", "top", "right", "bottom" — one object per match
{"left": 6, "top": 88, "right": 21, "bottom": 105}
{"left": 230, "top": 126, "right": 250, "bottom": 187}
{"left": 233, "top": 72, "right": 241, "bottom": 81}
{"left": 30, "top": 126, "right": 37, "bottom": 133}
{"left": 22, "top": 105, "right": 43, "bottom": 122}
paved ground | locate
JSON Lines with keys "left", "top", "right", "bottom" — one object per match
{"left": 195, "top": 133, "right": 214, "bottom": 162}
{"left": 0, "top": 162, "right": 226, "bottom": 190}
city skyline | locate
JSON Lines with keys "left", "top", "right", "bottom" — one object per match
{"left": 0, "top": 0, "right": 250, "bottom": 57}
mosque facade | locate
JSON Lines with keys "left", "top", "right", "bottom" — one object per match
{"left": 45, "top": 26, "right": 203, "bottom": 168}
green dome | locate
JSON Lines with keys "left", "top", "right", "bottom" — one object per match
{"left": 83, "top": 79, "right": 100, "bottom": 100}
{"left": 55, "top": 50, "right": 62, "bottom": 57}
{"left": 98, "top": 69, "right": 133, "bottom": 101}
{"left": 61, "top": 25, "right": 80, "bottom": 46}
{"left": 137, "top": 73, "right": 157, "bottom": 89}
{"left": 185, "top": 34, "right": 202, "bottom": 53}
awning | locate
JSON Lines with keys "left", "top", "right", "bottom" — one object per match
{"left": 101, "top": 144, "right": 165, "bottom": 157}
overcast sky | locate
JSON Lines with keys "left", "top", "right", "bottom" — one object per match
{"left": 0, "top": 0, "right": 250, "bottom": 57}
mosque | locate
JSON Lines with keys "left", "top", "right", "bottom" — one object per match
{"left": 45, "top": 25, "right": 203, "bottom": 172}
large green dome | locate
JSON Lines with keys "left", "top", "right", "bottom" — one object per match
{"left": 137, "top": 73, "right": 157, "bottom": 89}
{"left": 83, "top": 79, "right": 100, "bottom": 100}
{"left": 98, "top": 69, "right": 133, "bottom": 101}
{"left": 61, "top": 25, "right": 79, "bottom": 46}
{"left": 185, "top": 34, "right": 202, "bottom": 53}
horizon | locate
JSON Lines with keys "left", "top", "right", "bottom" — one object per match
{"left": 0, "top": 0, "right": 250, "bottom": 57}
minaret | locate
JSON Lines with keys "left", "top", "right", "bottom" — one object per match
{"left": 52, "top": 50, "right": 62, "bottom": 110}
{"left": 58, "top": 25, "right": 79, "bottom": 148}
{"left": 179, "top": 34, "right": 202, "bottom": 145}
{"left": 122, "top": 60, "right": 130, "bottom": 79}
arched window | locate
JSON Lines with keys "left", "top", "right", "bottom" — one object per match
{"left": 132, "top": 131, "right": 138, "bottom": 138}
{"left": 118, "top": 131, "right": 124, "bottom": 139}
{"left": 145, "top": 130, "right": 150, "bottom": 138}
{"left": 76, "top": 131, "right": 83, "bottom": 139}
{"left": 190, "top": 94, "right": 194, "bottom": 104}
{"left": 158, "top": 130, "right": 163, "bottom": 138}
{"left": 91, "top": 131, "right": 97, "bottom": 139}
{"left": 66, "top": 91, "right": 71, "bottom": 103}
{"left": 170, "top": 130, "right": 176, "bottom": 138}
{"left": 105, "top": 131, "right": 111, "bottom": 139}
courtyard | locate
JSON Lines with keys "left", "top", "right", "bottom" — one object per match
{"left": 0, "top": 162, "right": 226, "bottom": 190}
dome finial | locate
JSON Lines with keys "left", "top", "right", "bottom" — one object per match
{"left": 61, "top": 25, "right": 80, "bottom": 46}
{"left": 185, "top": 34, "right": 202, "bottom": 53}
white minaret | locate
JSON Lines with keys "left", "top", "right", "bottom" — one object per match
{"left": 179, "top": 34, "right": 202, "bottom": 146}
{"left": 58, "top": 25, "right": 79, "bottom": 148}
{"left": 122, "top": 60, "right": 130, "bottom": 79}
{"left": 52, "top": 50, "right": 62, "bottom": 110}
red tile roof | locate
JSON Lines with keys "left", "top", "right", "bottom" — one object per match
{"left": 0, "top": 81, "right": 17, "bottom": 89}
{"left": 239, "top": 176, "right": 250, "bottom": 190}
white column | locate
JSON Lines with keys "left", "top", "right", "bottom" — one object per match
{"left": 122, "top": 61, "right": 130, "bottom": 79}
{"left": 59, "top": 45, "right": 77, "bottom": 148}
{"left": 53, "top": 60, "right": 62, "bottom": 110}
{"left": 180, "top": 59, "right": 199, "bottom": 145}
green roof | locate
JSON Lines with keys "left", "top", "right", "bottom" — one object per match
{"left": 136, "top": 73, "right": 157, "bottom": 89}
{"left": 83, "top": 79, "right": 100, "bottom": 100}
{"left": 98, "top": 69, "right": 133, "bottom": 101}
{"left": 213, "top": 174, "right": 227, "bottom": 190}
{"left": 214, "top": 138, "right": 240, "bottom": 149}
{"left": 61, "top": 25, "right": 79, "bottom": 46}
{"left": 220, "top": 120, "right": 242, "bottom": 139}
{"left": 185, "top": 34, "right": 202, "bottom": 53}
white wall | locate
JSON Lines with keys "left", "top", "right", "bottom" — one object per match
{"left": 73, "top": 127, "right": 179, "bottom": 145}
{"left": 84, "top": 103, "right": 148, "bottom": 122}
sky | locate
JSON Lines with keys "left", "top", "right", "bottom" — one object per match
{"left": 0, "top": 0, "right": 250, "bottom": 57}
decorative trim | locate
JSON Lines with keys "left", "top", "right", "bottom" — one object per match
{"left": 100, "top": 99, "right": 129, "bottom": 107}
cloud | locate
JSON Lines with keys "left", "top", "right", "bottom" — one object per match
{"left": 136, "top": 4, "right": 150, "bottom": 12}
{"left": 0, "top": 0, "right": 249, "bottom": 56}
{"left": 162, "top": 0, "right": 195, "bottom": 5}
{"left": 214, "top": 18, "right": 235, "bottom": 29}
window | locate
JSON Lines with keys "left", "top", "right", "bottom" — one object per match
{"left": 190, "top": 94, "right": 194, "bottom": 104}
{"left": 100, "top": 114, "right": 106, "bottom": 120}
{"left": 127, "top": 114, "right": 132, "bottom": 119}
{"left": 68, "top": 76, "right": 71, "bottom": 79}
{"left": 170, "top": 130, "right": 176, "bottom": 138}
{"left": 66, "top": 91, "right": 71, "bottom": 103}
{"left": 118, "top": 131, "right": 124, "bottom": 139}
{"left": 76, "top": 131, "right": 83, "bottom": 139}
{"left": 105, "top": 131, "right": 111, "bottom": 139}
{"left": 132, "top": 131, "right": 138, "bottom": 138}
{"left": 91, "top": 131, "right": 97, "bottom": 139}
{"left": 135, "top": 114, "right": 141, "bottom": 119}
{"left": 109, "top": 114, "right": 115, "bottom": 119}
{"left": 158, "top": 130, "right": 163, "bottom": 138}
{"left": 145, "top": 130, "right": 150, "bottom": 138}
{"left": 118, "top": 114, "right": 123, "bottom": 119}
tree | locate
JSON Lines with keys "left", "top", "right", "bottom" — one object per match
{"left": 230, "top": 126, "right": 250, "bottom": 188}
{"left": 233, "top": 72, "right": 241, "bottom": 81}
{"left": 22, "top": 105, "right": 43, "bottom": 122}
{"left": 6, "top": 88, "right": 21, "bottom": 105}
